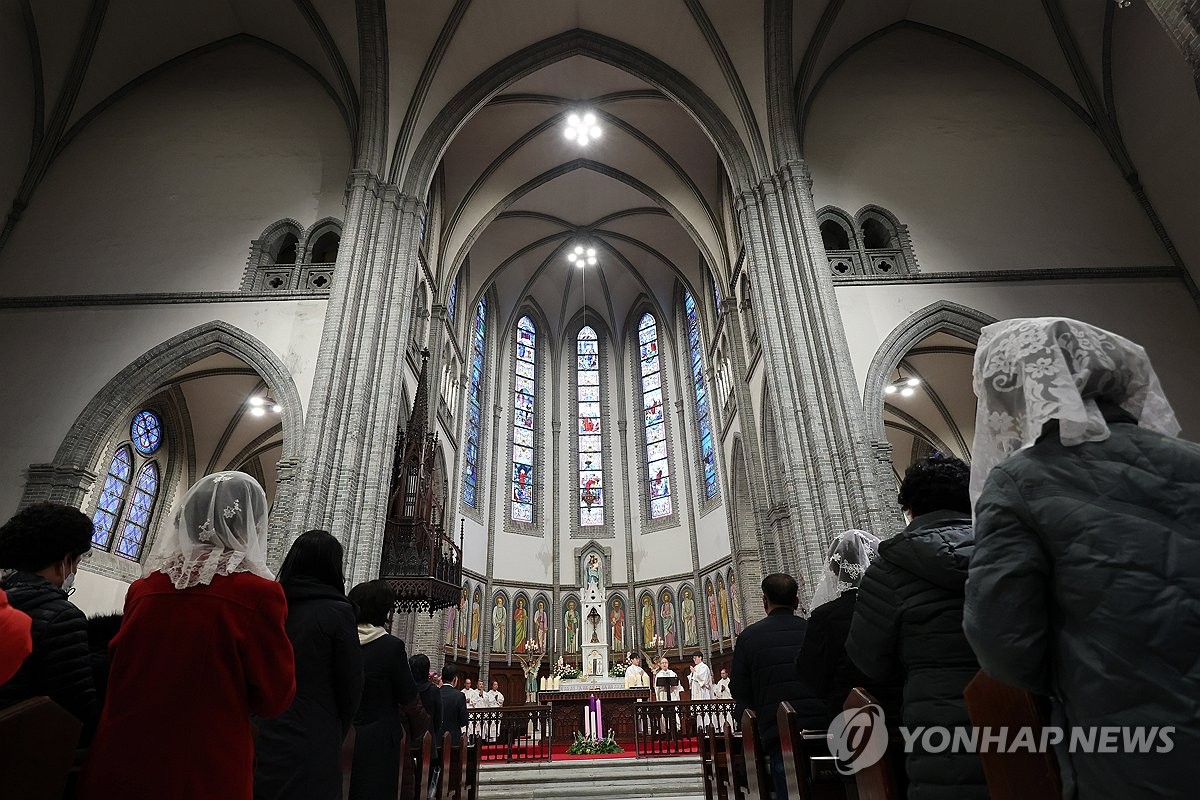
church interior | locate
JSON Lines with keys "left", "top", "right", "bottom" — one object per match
{"left": 1, "top": 0, "right": 1198, "bottom": 797}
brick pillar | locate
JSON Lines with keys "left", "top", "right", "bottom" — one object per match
{"left": 1144, "top": 0, "right": 1200, "bottom": 93}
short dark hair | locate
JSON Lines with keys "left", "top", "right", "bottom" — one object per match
{"left": 897, "top": 454, "right": 971, "bottom": 517}
{"left": 761, "top": 573, "right": 799, "bottom": 607}
{"left": 349, "top": 580, "right": 396, "bottom": 626}
{"left": 409, "top": 653, "right": 431, "bottom": 683}
{"left": 0, "top": 503, "right": 93, "bottom": 572}
{"left": 442, "top": 665, "right": 459, "bottom": 683}
{"left": 278, "top": 530, "right": 346, "bottom": 592}
{"left": 691, "top": 652, "right": 703, "bottom": 660}
{"left": 630, "top": 653, "right": 640, "bottom": 662}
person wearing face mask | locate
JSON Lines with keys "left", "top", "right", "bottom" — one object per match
{"left": 0, "top": 503, "right": 97, "bottom": 728}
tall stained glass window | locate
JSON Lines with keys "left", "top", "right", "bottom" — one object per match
{"left": 684, "top": 290, "right": 719, "bottom": 499}
{"left": 638, "top": 313, "right": 672, "bottom": 519}
{"left": 576, "top": 326, "right": 604, "bottom": 527}
{"left": 92, "top": 445, "right": 133, "bottom": 549}
{"left": 462, "top": 298, "right": 487, "bottom": 508}
{"left": 511, "top": 316, "right": 537, "bottom": 522}
{"left": 447, "top": 273, "right": 459, "bottom": 322}
{"left": 114, "top": 462, "right": 158, "bottom": 560}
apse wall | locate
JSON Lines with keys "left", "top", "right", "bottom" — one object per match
{"left": 0, "top": 300, "right": 326, "bottom": 516}
{"left": 0, "top": 42, "right": 351, "bottom": 295}
{"left": 804, "top": 28, "right": 1168, "bottom": 272}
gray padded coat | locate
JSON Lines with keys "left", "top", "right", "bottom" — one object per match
{"left": 846, "top": 511, "right": 987, "bottom": 800}
{"left": 966, "top": 411, "right": 1200, "bottom": 799}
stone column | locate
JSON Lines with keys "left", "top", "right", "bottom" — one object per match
{"left": 1144, "top": 0, "right": 1200, "bottom": 95}
{"left": 735, "top": 162, "right": 889, "bottom": 591}
{"left": 425, "top": 304, "right": 449, "bottom": 429}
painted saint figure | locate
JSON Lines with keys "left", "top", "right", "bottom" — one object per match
{"left": 444, "top": 599, "right": 457, "bottom": 646}
{"left": 641, "top": 595, "right": 656, "bottom": 645}
{"left": 707, "top": 584, "right": 719, "bottom": 641}
{"left": 492, "top": 595, "right": 507, "bottom": 652}
{"left": 661, "top": 593, "right": 677, "bottom": 649}
{"left": 534, "top": 599, "right": 548, "bottom": 651}
{"left": 513, "top": 597, "right": 528, "bottom": 652}
{"left": 717, "top": 577, "right": 730, "bottom": 637}
{"left": 457, "top": 586, "right": 469, "bottom": 649}
{"left": 469, "top": 591, "right": 481, "bottom": 650}
{"left": 681, "top": 589, "right": 698, "bottom": 647}
{"left": 610, "top": 598, "right": 625, "bottom": 651}
{"left": 728, "top": 573, "right": 743, "bottom": 635}
{"left": 564, "top": 599, "right": 580, "bottom": 652}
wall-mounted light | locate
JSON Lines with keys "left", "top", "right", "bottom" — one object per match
{"left": 883, "top": 376, "right": 921, "bottom": 398}
{"left": 248, "top": 396, "right": 283, "bottom": 416}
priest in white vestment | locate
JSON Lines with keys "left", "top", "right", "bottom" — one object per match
{"left": 463, "top": 678, "right": 483, "bottom": 738}
{"left": 688, "top": 652, "right": 715, "bottom": 729}
{"left": 713, "top": 667, "right": 732, "bottom": 699}
{"left": 624, "top": 653, "right": 648, "bottom": 689}
{"left": 483, "top": 680, "right": 504, "bottom": 740}
{"left": 653, "top": 657, "right": 682, "bottom": 735}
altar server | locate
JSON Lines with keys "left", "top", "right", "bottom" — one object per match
{"left": 623, "top": 653, "right": 648, "bottom": 689}
{"left": 713, "top": 668, "right": 731, "bottom": 699}
{"left": 687, "top": 652, "right": 713, "bottom": 700}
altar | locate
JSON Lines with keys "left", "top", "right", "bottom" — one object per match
{"left": 539, "top": 683, "right": 651, "bottom": 747}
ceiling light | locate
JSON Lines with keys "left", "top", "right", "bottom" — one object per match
{"left": 883, "top": 374, "right": 920, "bottom": 398}
{"left": 247, "top": 395, "right": 283, "bottom": 414}
{"left": 906, "top": 377, "right": 920, "bottom": 387}
{"left": 900, "top": 387, "right": 915, "bottom": 397}
{"left": 884, "top": 385, "right": 897, "bottom": 395}
{"left": 271, "top": 404, "right": 283, "bottom": 413}
{"left": 248, "top": 396, "right": 264, "bottom": 407}
{"left": 564, "top": 111, "right": 601, "bottom": 146}
{"left": 250, "top": 406, "right": 265, "bottom": 417}
{"left": 567, "top": 240, "right": 599, "bottom": 269}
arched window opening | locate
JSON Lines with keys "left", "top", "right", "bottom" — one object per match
{"left": 638, "top": 313, "right": 672, "bottom": 519}
{"left": 511, "top": 316, "right": 537, "bottom": 523}
{"left": 684, "top": 291, "right": 719, "bottom": 500}
{"left": 861, "top": 218, "right": 893, "bottom": 250}
{"left": 311, "top": 231, "right": 340, "bottom": 263}
{"left": 447, "top": 271, "right": 461, "bottom": 323}
{"left": 113, "top": 462, "right": 158, "bottom": 561}
{"left": 577, "top": 326, "right": 604, "bottom": 527}
{"left": 462, "top": 298, "right": 487, "bottom": 508}
{"left": 821, "top": 220, "right": 850, "bottom": 251}
{"left": 273, "top": 234, "right": 298, "bottom": 265}
{"left": 92, "top": 445, "right": 133, "bottom": 550}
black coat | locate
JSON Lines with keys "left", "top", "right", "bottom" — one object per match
{"left": 415, "top": 679, "right": 441, "bottom": 748}
{"left": 0, "top": 571, "right": 95, "bottom": 727}
{"left": 349, "top": 634, "right": 429, "bottom": 800}
{"left": 254, "top": 579, "right": 363, "bottom": 800}
{"left": 729, "top": 607, "right": 824, "bottom": 753}
{"left": 967, "top": 411, "right": 1200, "bottom": 799}
{"left": 794, "top": 589, "right": 902, "bottom": 729}
{"left": 846, "top": 510, "right": 986, "bottom": 800}
{"left": 438, "top": 684, "right": 469, "bottom": 746}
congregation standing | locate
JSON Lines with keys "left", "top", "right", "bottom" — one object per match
{"left": 2, "top": 316, "right": 1198, "bottom": 800}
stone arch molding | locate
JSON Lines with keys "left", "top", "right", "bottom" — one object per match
{"left": 864, "top": 299, "right": 995, "bottom": 444}
{"left": 21, "top": 321, "right": 305, "bottom": 534}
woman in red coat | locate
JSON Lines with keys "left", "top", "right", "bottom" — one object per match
{"left": 80, "top": 472, "right": 296, "bottom": 800}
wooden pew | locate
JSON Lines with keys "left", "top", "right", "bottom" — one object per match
{"left": 699, "top": 724, "right": 719, "bottom": 800}
{"left": 776, "top": 702, "right": 848, "bottom": 800}
{"left": 842, "top": 688, "right": 901, "bottom": 800}
{"left": 0, "top": 696, "right": 83, "bottom": 800}
{"left": 721, "top": 723, "right": 748, "bottom": 800}
{"left": 963, "top": 671, "right": 1061, "bottom": 800}
{"left": 737, "top": 711, "right": 771, "bottom": 800}
{"left": 413, "top": 731, "right": 436, "bottom": 800}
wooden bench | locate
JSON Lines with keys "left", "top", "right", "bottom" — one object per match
{"left": 700, "top": 721, "right": 748, "bottom": 800}
{"left": 776, "top": 701, "right": 852, "bottom": 800}
{"left": 0, "top": 696, "right": 83, "bottom": 800}
{"left": 736, "top": 711, "right": 771, "bottom": 800}
{"left": 842, "top": 689, "right": 901, "bottom": 800}
{"left": 963, "top": 671, "right": 1060, "bottom": 800}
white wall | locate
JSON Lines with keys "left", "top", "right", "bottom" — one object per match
{"left": 835, "top": 280, "right": 1200, "bottom": 440}
{"left": 805, "top": 28, "right": 1168, "bottom": 272}
{"left": 70, "top": 569, "right": 130, "bottom": 617}
{"left": 0, "top": 299, "right": 327, "bottom": 515}
{"left": 0, "top": 42, "right": 351, "bottom": 295}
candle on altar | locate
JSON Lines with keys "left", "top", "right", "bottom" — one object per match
{"left": 596, "top": 697, "right": 604, "bottom": 737}
{"left": 540, "top": 676, "right": 546, "bottom": 690}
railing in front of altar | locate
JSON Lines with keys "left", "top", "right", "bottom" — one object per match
{"left": 634, "top": 700, "right": 738, "bottom": 757}
{"left": 468, "top": 705, "right": 552, "bottom": 763}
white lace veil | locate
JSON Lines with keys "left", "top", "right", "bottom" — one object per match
{"left": 970, "top": 317, "right": 1180, "bottom": 505}
{"left": 809, "top": 529, "right": 880, "bottom": 610}
{"left": 147, "top": 471, "right": 274, "bottom": 590}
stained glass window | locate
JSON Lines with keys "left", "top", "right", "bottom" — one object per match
{"left": 447, "top": 273, "right": 459, "bottom": 322}
{"left": 114, "top": 462, "right": 158, "bottom": 560}
{"left": 91, "top": 445, "right": 133, "bottom": 549}
{"left": 131, "top": 410, "right": 162, "bottom": 455}
{"left": 576, "top": 326, "right": 604, "bottom": 527}
{"left": 463, "top": 298, "right": 487, "bottom": 508}
{"left": 638, "top": 313, "right": 672, "bottom": 519}
{"left": 511, "top": 316, "right": 537, "bottom": 522}
{"left": 684, "top": 290, "right": 719, "bottom": 499}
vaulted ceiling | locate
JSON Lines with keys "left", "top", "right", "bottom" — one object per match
{"left": 2, "top": 1, "right": 1193, "bottom": 339}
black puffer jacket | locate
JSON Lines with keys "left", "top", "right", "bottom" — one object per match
{"left": 0, "top": 571, "right": 95, "bottom": 724}
{"left": 729, "top": 607, "right": 824, "bottom": 753}
{"left": 967, "top": 412, "right": 1200, "bottom": 800}
{"left": 846, "top": 511, "right": 986, "bottom": 800}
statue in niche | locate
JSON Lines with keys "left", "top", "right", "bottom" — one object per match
{"left": 565, "top": 599, "right": 580, "bottom": 652}
{"left": 585, "top": 553, "right": 602, "bottom": 590}
{"left": 610, "top": 598, "right": 625, "bottom": 651}
{"left": 640, "top": 595, "right": 655, "bottom": 645}
{"left": 469, "top": 590, "right": 481, "bottom": 650}
{"left": 534, "top": 599, "right": 548, "bottom": 651}
{"left": 681, "top": 589, "right": 698, "bottom": 647}
{"left": 492, "top": 595, "right": 507, "bottom": 652}
{"left": 513, "top": 597, "right": 528, "bottom": 653}
{"left": 660, "top": 592, "right": 677, "bottom": 649}
{"left": 707, "top": 583, "right": 719, "bottom": 641}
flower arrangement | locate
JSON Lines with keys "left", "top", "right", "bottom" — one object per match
{"left": 608, "top": 661, "right": 629, "bottom": 679}
{"left": 565, "top": 730, "right": 623, "bottom": 755}
{"left": 550, "top": 656, "right": 582, "bottom": 680}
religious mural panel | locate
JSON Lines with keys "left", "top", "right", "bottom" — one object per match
{"left": 469, "top": 587, "right": 482, "bottom": 652}
{"left": 491, "top": 591, "right": 508, "bottom": 653}
{"left": 679, "top": 584, "right": 699, "bottom": 648}
{"left": 727, "top": 569, "right": 743, "bottom": 636}
{"left": 608, "top": 594, "right": 626, "bottom": 653}
{"left": 717, "top": 575, "right": 731, "bottom": 640}
{"left": 659, "top": 588, "right": 678, "bottom": 650}
{"left": 512, "top": 592, "right": 530, "bottom": 653}
{"left": 706, "top": 579, "right": 720, "bottom": 642}
{"left": 639, "top": 591, "right": 657, "bottom": 647}
{"left": 563, "top": 595, "right": 581, "bottom": 653}
{"left": 532, "top": 594, "right": 549, "bottom": 652}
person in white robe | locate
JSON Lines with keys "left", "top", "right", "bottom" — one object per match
{"left": 687, "top": 652, "right": 714, "bottom": 729}
{"left": 653, "top": 657, "right": 682, "bottom": 735}
{"left": 463, "top": 678, "right": 483, "bottom": 738}
{"left": 624, "top": 653, "right": 648, "bottom": 690}
{"left": 482, "top": 680, "right": 505, "bottom": 740}
{"left": 712, "top": 668, "right": 734, "bottom": 730}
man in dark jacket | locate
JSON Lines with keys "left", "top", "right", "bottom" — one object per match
{"left": 0, "top": 503, "right": 96, "bottom": 729}
{"left": 411, "top": 653, "right": 443, "bottom": 742}
{"left": 846, "top": 455, "right": 986, "bottom": 800}
{"left": 730, "top": 573, "right": 823, "bottom": 799}
{"left": 439, "top": 665, "right": 469, "bottom": 746}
